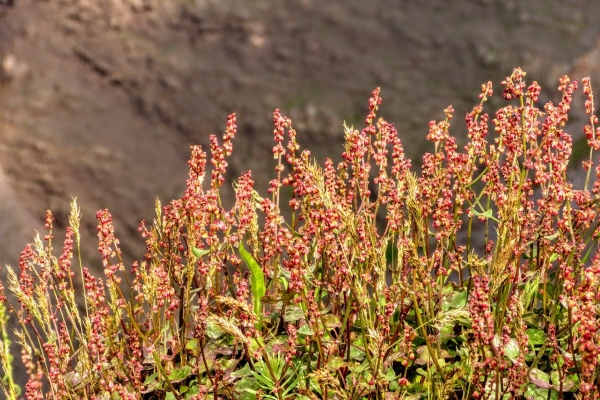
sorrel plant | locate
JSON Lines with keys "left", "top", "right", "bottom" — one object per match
{"left": 1, "top": 68, "right": 600, "bottom": 399}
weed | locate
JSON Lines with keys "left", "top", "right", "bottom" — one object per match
{"left": 1, "top": 69, "right": 600, "bottom": 399}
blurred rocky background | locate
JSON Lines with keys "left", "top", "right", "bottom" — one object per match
{"left": 2, "top": 0, "right": 600, "bottom": 268}
{"left": 0, "top": 0, "right": 600, "bottom": 353}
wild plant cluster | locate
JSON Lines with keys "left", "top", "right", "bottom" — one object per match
{"left": 1, "top": 68, "right": 600, "bottom": 399}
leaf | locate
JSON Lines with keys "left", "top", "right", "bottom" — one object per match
{"left": 503, "top": 338, "right": 520, "bottom": 363}
{"left": 168, "top": 365, "right": 193, "bottom": 383}
{"left": 386, "top": 367, "right": 397, "bottom": 382}
{"left": 282, "top": 368, "right": 301, "bottom": 394}
{"left": 206, "top": 320, "right": 225, "bottom": 339}
{"left": 349, "top": 346, "right": 366, "bottom": 361}
{"left": 402, "top": 395, "right": 423, "bottom": 400}
{"left": 284, "top": 306, "right": 304, "bottom": 322}
{"left": 551, "top": 371, "right": 576, "bottom": 392}
{"left": 471, "top": 208, "right": 500, "bottom": 223}
{"left": 278, "top": 267, "right": 290, "bottom": 289}
{"left": 239, "top": 243, "right": 266, "bottom": 320}
{"left": 414, "top": 345, "right": 451, "bottom": 366}
{"left": 322, "top": 314, "right": 341, "bottom": 330}
{"left": 529, "top": 368, "right": 552, "bottom": 389}
{"left": 326, "top": 356, "right": 347, "bottom": 371}
{"left": 191, "top": 246, "right": 210, "bottom": 258}
{"left": 231, "top": 363, "right": 253, "bottom": 378}
{"left": 238, "top": 382, "right": 257, "bottom": 400}
{"left": 544, "top": 232, "right": 559, "bottom": 240}
{"left": 297, "top": 324, "right": 314, "bottom": 336}
{"left": 143, "top": 372, "right": 158, "bottom": 386}
{"left": 184, "top": 383, "right": 200, "bottom": 399}
{"left": 279, "top": 276, "right": 289, "bottom": 290}
{"left": 250, "top": 337, "right": 265, "bottom": 352}
{"left": 279, "top": 266, "right": 291, "bottom": 280}
{"left": 443, "top": 289, "right": 467, "bottom": 310}
{"left": 185, "top": 338, "right": 198, "bottom": 352}
{"left": 526, "top": 329, "right": 546, "bottom": 346}
{"left": 522, "top": 274, "right": 540, "bottom": 308}
{"left": 524, "top": 384, "right": 558, "bottom": 400}
{"left": 385, "top": 241, "right": 398, "bottom": 265}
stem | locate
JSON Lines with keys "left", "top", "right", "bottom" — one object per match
{"left": 410, "top": 292, "right": 447, "bottom": 383}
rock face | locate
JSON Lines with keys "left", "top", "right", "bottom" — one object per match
{"left": 0, "top": 162, "right": 41, "bottom": 268}
{"left": 0, "top": 0, "right": 597, "bottom": 264}
{"left": 0, "top": 0, "right": 600, "bottom": 388}
{"left": 0, "top": 163, "right": 35, "bottom": 385}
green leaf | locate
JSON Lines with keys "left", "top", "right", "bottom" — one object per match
{"left": 165, "top": 392, "right": 177, "bottom": 400}
{"left": 544, "top": 232, "right": 559, "bottom": 240}
{"left": 279, "top": 276, "right": 289, "bottom": 290}
{"left": 443, "top": 289, "right": 467, "bottom": 310}
{"left": 522, "top": 273, "right": 540, "bottom": 308}
{"left": 503, "top": 338, "right": 520, "bottom": 363}
{"left": 281, "top": 369, "right": 301, "bottom": 394}
{"left": 471, "top": 208, "right": 500, "bottom": 223}
{"left": 279, "top": 266, "right": 291, "bottom": 280}
{"left": 278, "top": 267, "right": 290, "bottom": 289}
{"left": 284, "top": 306, "right": 304, "bottom": 322}
{"left": 250, "top": 337, "right": 265, "bottom": 352}
{"left": 322, "top": 314, "right": 341, "bottom": 330}
{"left": 143, "top": 372, "right": 158, "bottom": 386}
{"left": 231, "top": 362, "right": 253, "bottom": 378}
{"left": 168, "top": 365, "right": 193, "bottom": 382}
{"left": 326, "top": 356, "right": 347, "bottom": 371}
{"left": 529, "top": 368, "right": 552, "bottom": 389}
{"left": 385, "top": 241, "right": 398, "bottom": 265}
{"left": 526, "top": 329, "right": 546, "bottom": 346}
{"left": 184, "top": 383, "right": 200, "bottom": 399}
{"left": 206, "top": 320, "right": 225, "bottom": 339}
{"left": 414, "top": 345, "right": 450, "bottom": 366}
{"left": 349, "top": 346, "right": 366, "bottom": 361}
{"left": 551, "top": 371, "right": 575, "bottom": 392}
{"left": 386, "top": 367, "right": 396, "bottom": 381}
{"left": 297, "top": 324, "right": 314, "bottom": 336}
{"left": 239, "top": 243, "right": 266, "bottom": 321}
{"left": 239, "top": 385, "right": 258, "bottom": 400}
{"left": 185, "top": 338, "right": 198, "bottom": 352}
{"left": 525, "top": 384, "right": 558, "bottom": 400}
{"left": 192, "top": 246, "right": 210, "bottom": 258}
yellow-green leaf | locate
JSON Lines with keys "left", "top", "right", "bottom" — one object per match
{"left": 192, "top": 246, "right": 210, "bottom": 258}
{"left": 239, "top": 244, "right": 265, "bottom": 321}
